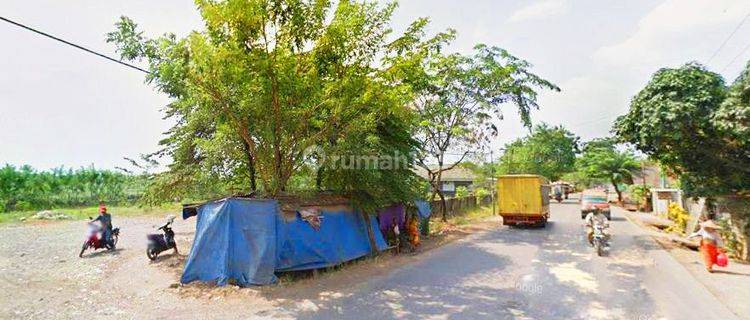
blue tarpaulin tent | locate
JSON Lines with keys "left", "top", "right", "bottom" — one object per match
{"left": 180, "top": 197, "right": 387, "bottom": 286}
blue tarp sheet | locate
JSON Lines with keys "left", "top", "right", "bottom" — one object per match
{"left": 415, "top": 200, "right": 431, "bottom": 218}
{"left": 180, "top": 198, "right": 387, "bottom": 286}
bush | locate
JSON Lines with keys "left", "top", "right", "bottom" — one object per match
{"left": 455, "top": 186, "right": 469, "bottom": 199}
{"left": 665, "top": 202, "right": 690, "bottom": 234}
{"left": 718, "top": 218, "right": 742, "bottom": 259}
{"left": 628, "top": 184, "right": 650, "bottom": 203}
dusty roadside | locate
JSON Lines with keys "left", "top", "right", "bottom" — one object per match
{"left": 0, "top": 210, "right": 499, "bottom": 319}
{"left": 621, "top": 210, "right": 750, "bottom": 319}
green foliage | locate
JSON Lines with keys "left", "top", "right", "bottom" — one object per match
{"left": 560, "top": 170, "right": 602, "bottom": 190}
{"left": 615, "top": 62, "right": 749, "bottom": 196}
{"left": 385, "top": 25, "right": 558, "bottom": 219}
{"left": 628, "top": 184, "right": 651, "bottom": 203}
{"left": 454, "top": 186, "right": 469, "bottom": 198}
{"left": 575, "top": 138, "right": 640, "bottom": 201}
{"left": 473, "top": 187, "right": 490, "bottom": 205}
{"left": 718, "top": 217, "right": 742, "bottom": 259}
{"left": 0, "top": 165, "right": 144, "bottom": 212}
{"left": 496, "top": 123, "right": 578, "bottom": 180}
{"left": 107, "top": 0, "right": 425, "bottom": 209}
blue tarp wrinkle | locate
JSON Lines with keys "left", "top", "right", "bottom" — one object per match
{"left": 181, "top": 198, "right": 386, "bottom": 286}
{"left": 276, "top": 209, "right": 387, "bottom": 271}
{"left": 415, "top": 200, "right": 431, "bottom": 218}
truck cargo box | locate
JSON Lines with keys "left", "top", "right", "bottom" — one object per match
{"left": 497, "top": 174, "right": 550, "bottom": 227}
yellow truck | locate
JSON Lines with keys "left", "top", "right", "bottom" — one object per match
{"left": 497, "top": 174, "right": 551, "bottom": 227}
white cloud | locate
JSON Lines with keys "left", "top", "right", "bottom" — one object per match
{"left": 593, "top": 0, "right": 750, "bottom": 72}
{"left": 519, "top": 0, "right": 750, "bottom": 144}
{"left": 507, "top": 0, "right": 569, "bottom": 23}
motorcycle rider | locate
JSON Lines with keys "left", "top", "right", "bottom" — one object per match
{"left": 585, "top": 207, "right": 610, "bottom": 245}
{"left": 91, "top": 202, "right": 114, "bottom": 248}
{"left": 553, "top": 184, "right": 564, "bottom": 201}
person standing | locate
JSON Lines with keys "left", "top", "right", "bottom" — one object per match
{"left": 688, "top": 220, "right": 724, "bottom": 273}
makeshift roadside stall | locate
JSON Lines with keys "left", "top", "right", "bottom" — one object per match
{"left": 180, "top": 196, "right": 388, "bottom": 286}
{"left": 378, "top": 204, "right": 405, "bottom": 248}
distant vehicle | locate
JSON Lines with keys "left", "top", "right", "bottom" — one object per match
{"left": 550, "top": 181, "right": 574, "bottom": 199}
{"left": 497, "top": 174, "right": 550, "bottom": 227}
{"left": 580, "top": 189, "right": 610, "bottom": 219}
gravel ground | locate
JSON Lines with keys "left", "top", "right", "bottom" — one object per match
{"left": 0, "top": 216, "right": 287, "bottom": 319}
{"left": 0, "top": 213, "right": 487, "bottom": 319}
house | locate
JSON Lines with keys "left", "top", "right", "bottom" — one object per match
{"left": 415, "top": 166, "right": 477, "bottom": 197}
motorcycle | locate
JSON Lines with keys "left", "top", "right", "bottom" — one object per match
{"left": 146, "top": 216, "right": 178, "bottom": 261}
{"left": 591, "top": 224, "right": 609, "bottom": 256}
{"left": 554, "top": 193, "right": 563, "bottom": 203}
{"left": 79, "top": 220, "right": 120, "bottom": 257}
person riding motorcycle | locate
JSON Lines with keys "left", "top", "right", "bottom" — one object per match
{"left": 91, "top": 203, "right": 114, "bottom": 248}
{"left": 585, "top": 208, "right": 610, "bottom": 245}
{"left": 553, "top": 186, "right": 563, "bottom": 202}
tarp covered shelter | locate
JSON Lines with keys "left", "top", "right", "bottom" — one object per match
{"left": 180, "top": 197, "right": 387, "bottom": 286}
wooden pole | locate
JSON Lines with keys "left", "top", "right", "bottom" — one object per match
{"left": 360, "top": 210, "right": 379, "bottom": 256}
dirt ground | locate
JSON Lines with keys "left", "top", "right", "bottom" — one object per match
{"left": 0, "top": 214, "right": 497, "bottom": 319}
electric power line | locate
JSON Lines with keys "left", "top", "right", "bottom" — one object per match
{"left": 0, "top": 16, "right": 149, "bottom": 74}
{"left": 721, "top": 38, "right": 750, "bottom": 73}
{"left": 706, "top": 10, "right": 750, "bottom": 65}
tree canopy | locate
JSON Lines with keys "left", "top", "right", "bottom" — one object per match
{"left": 614, "top": 62, "right": 749, "bottom": 197}
{"left": 574, "top": 138, "right": 640, "bottom": 202}
{"left": 381, "top": 19, "right": 558, "bottom": 219}
{"left": 496, "top": 123, "right": 578, "bottom": 181}
{"left": 107, "top": 0, "right": 558, "bottom": 213}
{"left": 107, "top": 0, "right": 434, "bottom": 209}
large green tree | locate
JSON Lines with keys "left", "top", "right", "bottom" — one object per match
{"left": 614, "top": 62, "right": 737, "bottom": 196}
{"left": 575, "top": 138, "right": 640, "bottom": 202}
{"left": 383, "top": 21, "right": 559, "bottom": 219}
{"left": 496, "top": 123, "right": 578, "bottom": 181}
{"left": 107, "top": 0, "right": 427, "bottom": 209}
{"left": 615, "top": 62, "right": 750, "bottom": 259}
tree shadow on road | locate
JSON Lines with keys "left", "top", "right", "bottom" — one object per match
{"left": 292, "top": 241, "right": 556, "bottom": 319}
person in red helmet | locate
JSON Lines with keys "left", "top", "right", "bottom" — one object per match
{"left": 91, "top": 202, "right": 114, "bottom": 248}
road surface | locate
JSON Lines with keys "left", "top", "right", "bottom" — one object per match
{"left": 299, "top": 200, "right": 739, "bottom": 320}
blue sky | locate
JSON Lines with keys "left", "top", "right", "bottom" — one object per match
{"left": 2, "top": 0, "right": 750, "bottom": 170}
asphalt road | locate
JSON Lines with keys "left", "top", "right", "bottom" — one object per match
{"left": 300, "top": 200, "right": 739, "bottom": 320}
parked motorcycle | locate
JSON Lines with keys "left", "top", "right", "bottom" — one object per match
{"left": 79, "top": 220, "right": 120, "bottom": 257}
{"left": 146, "top": 216, "right": 178, "bottom": 261}
{"left": 591, "top": 224, "right": 609, "bottom": 256}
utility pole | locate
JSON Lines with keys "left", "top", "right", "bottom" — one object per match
{"left": 490, "top": 150, "right": 496, "bottom": 216}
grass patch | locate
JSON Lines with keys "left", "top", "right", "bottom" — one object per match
{"left": 429, "top": 205, "right": 494, "bottom": 233}
{"left": 0, "top": 203, "right": 181, "bottom": 224}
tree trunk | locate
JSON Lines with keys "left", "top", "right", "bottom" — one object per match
{"left": 611, "top": 179, "right": 622, "bottom": 203}
{"left": 241, "top": 140, "right": 257, "bottom": 192}
{"left": 315, "top": 166, "right": 324, "bottom": 190}
{"left": 438, "top": 191, "right": 448, "bottom": 222}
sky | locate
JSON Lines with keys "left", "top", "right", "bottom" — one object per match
{"left": 2, "top": 0, "right": 750, "bottom": 171}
